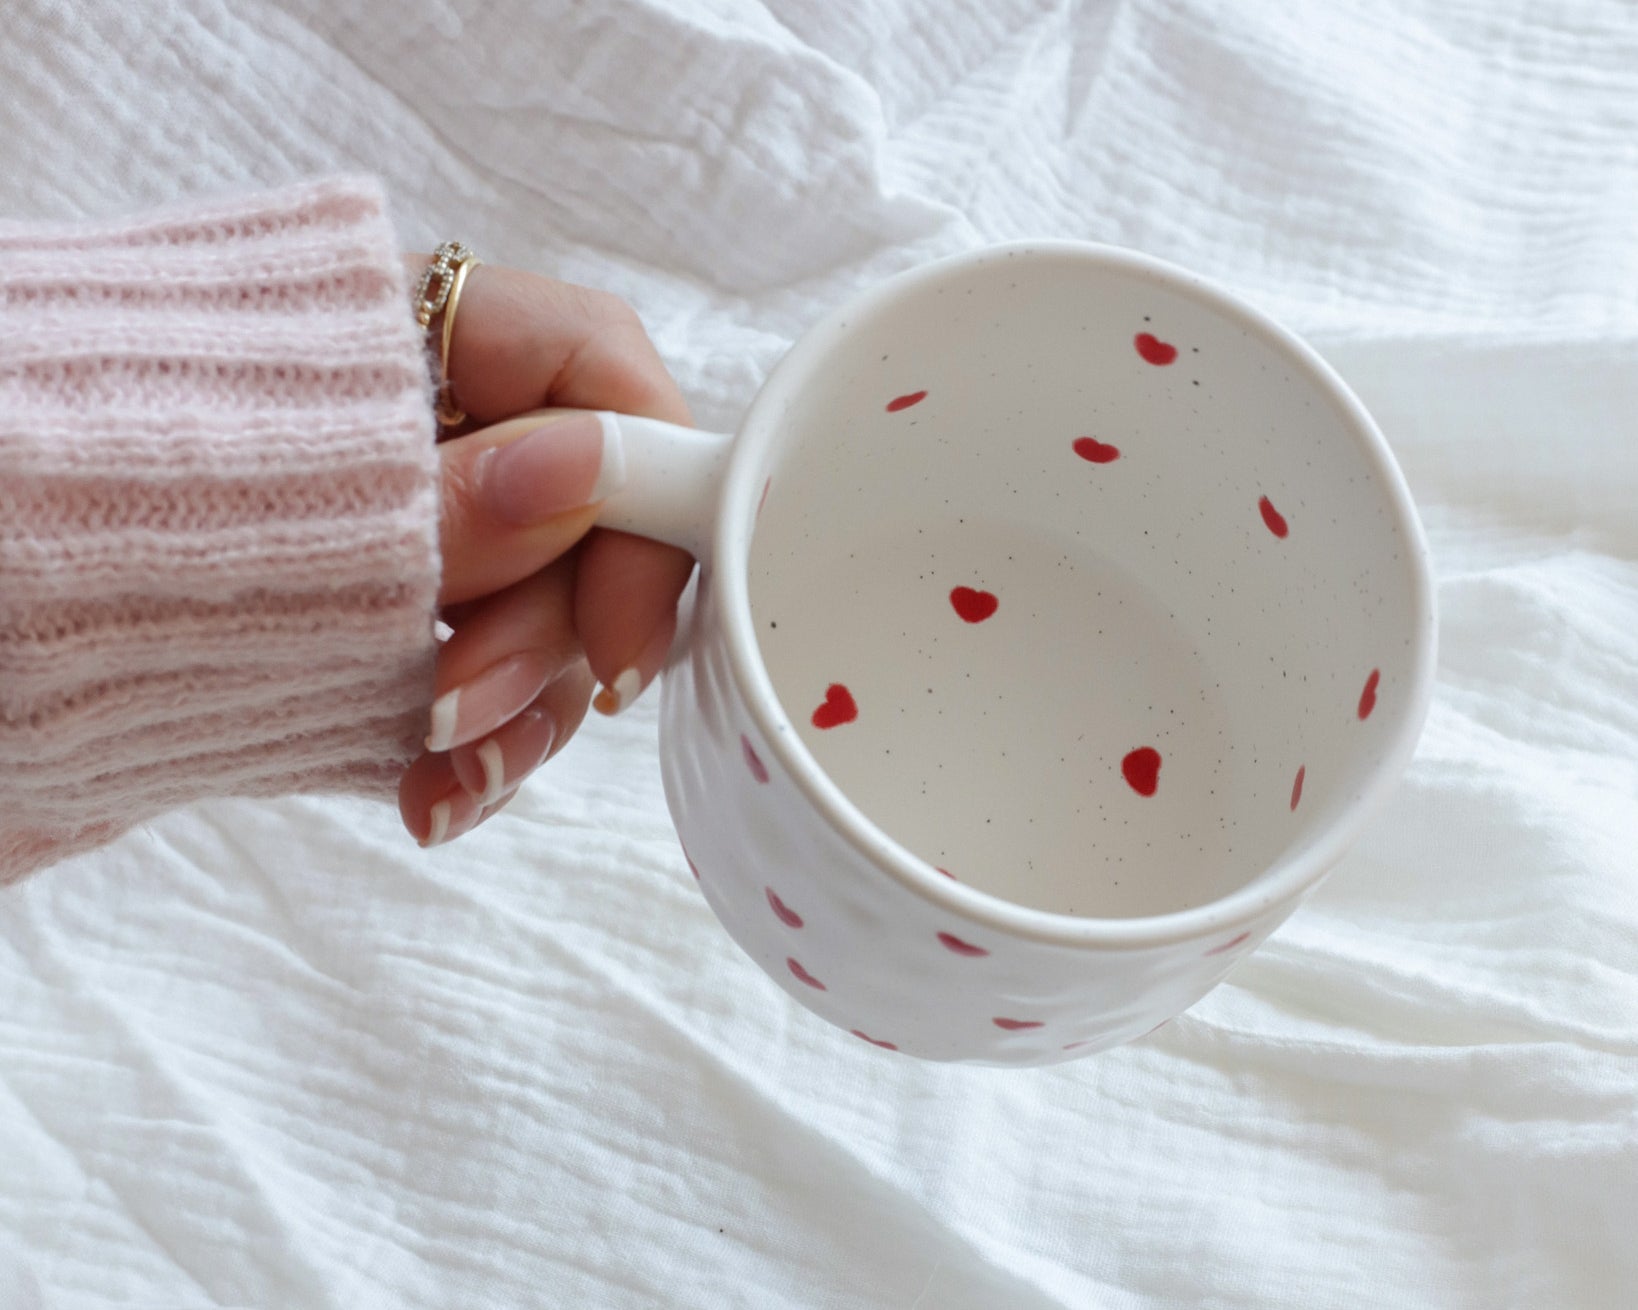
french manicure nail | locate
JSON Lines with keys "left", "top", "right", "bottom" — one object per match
{"left": 477, "top": 790, "right": 520, "bottom": 826}
{"left": 426, "top": 650, "right": 553, "bottom": 752}
{"left": 593, "top": 667, "right": 643, "bottom": 716}
{"left": 592, "top": 619, "right": 675, "bottom": 716}
{"left": 424, "top": 799, "right": 452, "bottom": 847}
{"left": 474, "top": 739, "right": 508, "bottom": 807}
{"left": 451, "top": 704, "right": 558, "bottom": 805}
{"left": 421, "top": 787, "right": 481, "bottom": 848}
{"left": 478, "top": 412, "right": 625, "bottom": 526}
{"left": 592, "top": 615, "right": 674, "bottom": 717}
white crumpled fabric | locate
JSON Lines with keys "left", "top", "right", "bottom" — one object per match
{"left": 2, "top": 2, "right": 1634, "bottom": 1306}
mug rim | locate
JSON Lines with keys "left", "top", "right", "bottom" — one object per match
{"left": 709, "top": 240, "right": 1437, "bottom": 949}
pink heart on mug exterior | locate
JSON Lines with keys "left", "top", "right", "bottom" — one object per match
{"left": 937, "top": 931, "right": 990, "bottom": 957}
{"left": 741, "top": 733, "right": 769, "bottom": 783}
{"left": 766, "top": 888, "right": 804, "bottom": 929}
{"left": 786, "top": 958, "right": 827, "bottom": 990}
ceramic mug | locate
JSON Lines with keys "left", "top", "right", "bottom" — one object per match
{"left": 587, "top": 242, "right": 1436, "bottom": 1066}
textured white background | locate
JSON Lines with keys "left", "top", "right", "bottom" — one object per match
{"left": 2, "top": 2, "right": 1635, "bottom": 1306}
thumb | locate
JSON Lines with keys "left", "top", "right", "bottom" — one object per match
{"left": 436, "top": 410, "right": 617, "bottom": 605}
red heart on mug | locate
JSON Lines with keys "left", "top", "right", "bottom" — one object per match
{"left": 1205, "top": 931, "right": 1251, "bottom": 958}
{"left": 1072, "top": 436, "right": 1121, "bottom": 464}
{"left": 1358, "top": 668, "right": 1380, "bottom": 720}
{"left": 949, "top": 586, "right": 998, "bottom": 624}
{"left": 741, "top": 733, "right": 769, "bottom": 783}
{"left": 766, "top": 887, "right": 804, "bottom": 929}
{"left": 1259, "top": 495, "right": 1289, "bottom": 539}
{"left": 786, "top": 957, "right": 827, "bottom": 990}
{"left": 937, "top": 931, "right": 990, "bottom": 957}
{"left": 1121, "top": 747, "right": 1162, "bottom": 797}
{"left": 993, "top": 1017, "right": 1044, "bottom": 1031}
{"left": 1134, "top": 332, "right": 1178, "bottom": 365}
{"left": 811, "top": 682, "right": 858, "bottom": 730}
{"left": 886, "top": 389, "right": 927, "bottom": 412}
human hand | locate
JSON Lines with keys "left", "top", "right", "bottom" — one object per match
{"left": 396, "top": 259, "right": 695, "bottom": 847}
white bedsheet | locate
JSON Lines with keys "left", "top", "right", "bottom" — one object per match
{"left": 3, "top": 2, "right": 1635, "bottom": 1306}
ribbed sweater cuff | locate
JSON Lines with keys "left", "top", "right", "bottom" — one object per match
{"left": 0, "top": 178, "right": 441, "bottom": 881}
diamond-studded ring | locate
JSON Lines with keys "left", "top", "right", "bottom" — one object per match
{"left": 412, "top": 241, "right": 482, "bottom": 428}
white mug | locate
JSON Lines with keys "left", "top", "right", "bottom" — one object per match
{"left": 588, "top": 242, "right": 1436, "bottom": 1066}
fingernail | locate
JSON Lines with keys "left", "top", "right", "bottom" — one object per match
{"left": 592, "top": 620, "right": 674, "bottom": 717}
{"left": 450, "top": 704, "right": 558, "bottom": 805}
{"left": 593, "top": 667, "right": 643, "bottom": 716}
{"left": 426, "top": 650, "right": 554, "bottom": 752}
{"left": 477, "top": 792, "right": 518, "bottom": 826}
{"left": 478, "top": 412, "right": 625, "bottom": 526}
{"left": 472, "top": 739, "right": 509, "bottom": 807}
{"left": 420, "top": 787, "right": 481, "bottom": 847}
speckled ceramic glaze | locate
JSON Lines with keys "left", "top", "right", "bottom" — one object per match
{"left": 594, "top": 242, "right": 1436, "bottom": 1066}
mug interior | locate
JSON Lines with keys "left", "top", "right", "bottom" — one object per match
{"left": 736, "top": 247, "right": 1431, "bottom": 920}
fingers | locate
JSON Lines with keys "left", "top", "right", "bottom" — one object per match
{"left": 399, "top": 750, "right": 471, "bottom": 847}
{"left": 543, "top": 296, "right": 692, "bottom": 425}
{"left": 410, "top": 254, "right": 701, "bottom": 736}
{"left": 407, "top": 258, "right": 692, "bottom": 429}
{"left": 403, "top": 556, "right": 591, "bottom": 850}
{"left": 437, "top": 410, "right": 620, "bottom": 606}
{"left": 399, "top": 663, "right": 595, "bottom": 847}
{"left": 563, "top": 308, "right": 697, "bottom": 712}
{"left": 448, "top": 661, "right": 595, "bottom": 805}
{"left": 475, "top": 271, "right": 698, "bottom": 710}
{"left": 574, "top": 529, "right": 695, "bottom": 715}
{"left": 427, "top": 560, "right": 581, "bottom": 753}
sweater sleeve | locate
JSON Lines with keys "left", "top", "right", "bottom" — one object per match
{"left": 0, "top": 178, "right": 442, "bottom": 882}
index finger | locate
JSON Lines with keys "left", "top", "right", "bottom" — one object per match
{"left": 412, "top": 258, "right": 692, "bottom": 428}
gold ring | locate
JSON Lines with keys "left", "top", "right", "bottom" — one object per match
{"left": 413, "top": 240, "right": 482, "bottom": 428}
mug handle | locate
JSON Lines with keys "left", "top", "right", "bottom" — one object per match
{"left": 589, "top": 412, "right": 733, "bottom": 560}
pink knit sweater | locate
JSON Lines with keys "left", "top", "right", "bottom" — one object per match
{"left": 0, "top": 179, "right": 441, "bottom": 881}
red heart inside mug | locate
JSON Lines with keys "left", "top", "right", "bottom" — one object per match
{"left": 741, "top": 251, "right": 1427, "bottom": 920}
